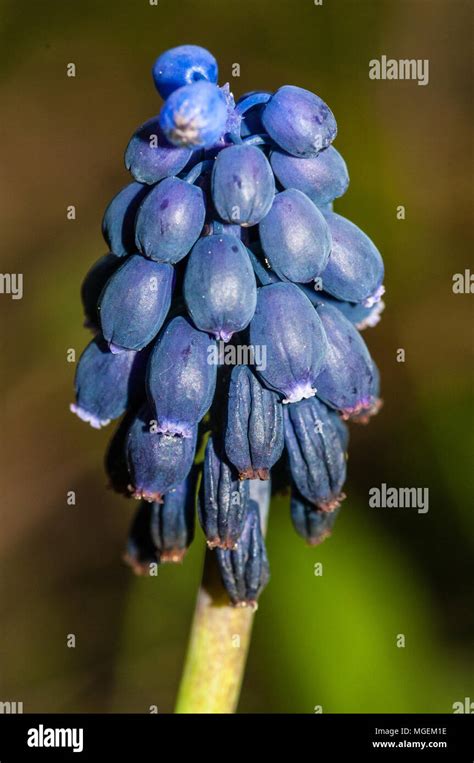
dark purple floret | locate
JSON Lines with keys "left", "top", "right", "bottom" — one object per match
{"left": 71, "top": 336, "right": 144, "bottom": 428}
{"left": 198, "top": 435, "right": 249, "bottom": 550}
{"left": 126, "top": 404, "right": 197, "bottom": 502}
{"left": 150, "top": 469, "right": 198, "bottom": 562}
{"left": 314, "top": 303, "right": 380, "bottom": 419}
{"left": 215, "top": 499, "right": 270, "bottom": 608}
{"left": 291, "top": 489, "right": 341, "bottom": 545}
{"left": 225, "top": 365, "right": 284, "bottom": 480}
{"left": 283, "top": 396, "right": 347, "bottom": 511}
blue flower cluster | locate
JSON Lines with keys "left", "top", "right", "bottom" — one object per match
{"left": 71, "top": 45, "right": 384, "bottom": 608}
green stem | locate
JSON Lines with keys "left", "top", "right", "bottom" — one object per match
{"left": 175, "top": 481, "right": 270, "bottom": 714}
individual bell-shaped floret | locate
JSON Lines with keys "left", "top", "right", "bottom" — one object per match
{"left": 183, "top": 233, "right": 257, "bottom": 341}
{"left": 291, "top": 489, "right": 341, "bottom": 545}
{"left": 125, "top": 117, "right": 193, "bottom": 185}
{"left": 211, "top": 144, "right": 275, "bottom": 226}
{"left": 283, "top": 396, "right": 347, "bottom": 511}
{"left": 150, "top": 469, "right": 198, "bottom": 562}
{"left": 225, "top": 365, "right": 284, "bottom": 480}
{"left": 259, "top": 189, "right": 331, "bottom": 282}
{"left": 249, "top": 283, "right": 328, "bottom": 403}
{"left": 152, "top": 45, "right": 218, "bottom": 99}
{"left": 270, "top": 145, "right": 349, "bottom": 207}
{"left": 70, "top": 337, "right": 145, "bottom": 428}
{"left": 81, "top": 253, "right": 122, "bottom": 331}
{"left": 216, "top": 499, "right": 270, "bottom": 608}
{"left": 159, "top": 81, "right": 227, "bottom": 149}
{"left": 102, "top": 182, "right": 149, "bottom": 257}
{"left": 147, "top": 316, "right": 217, "bottom": 437}
{"left": 126, "top": 405, "right": 197, "bottom": 502}
{"left": 314, "top": 303, "right": 380, "bottom": 419}
{"left": 262, "top": 85, "right": 337, "bottom": 157}
{"left": 198, "top": 435, "right": 249, "bottom": 550}
{"left": 321, "top": 212, "right": 384, "bottom": 304}
{"left": 98, "top": 255, "right": 174, "bottom": 352}
{"left": 135, "top": 176, "right": 206, "bottom": 263}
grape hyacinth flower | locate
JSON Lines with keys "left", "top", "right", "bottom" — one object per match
{"left": 71, "top": 43, "right": 385, "bottom": 713}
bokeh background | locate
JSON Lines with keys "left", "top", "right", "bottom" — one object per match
{"left": 1, "top": 0, "right": 472, "bottom": 713}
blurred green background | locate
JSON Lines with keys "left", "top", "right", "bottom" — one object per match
{"left": 0, "top": 0, "right": 472, "bottom": 713}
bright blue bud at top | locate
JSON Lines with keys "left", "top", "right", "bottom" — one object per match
{"left": 159, "top": 81, "right": 228, "bottom": 149}
{"left": 152, "top": 45, "right": 218, "bottom": 99}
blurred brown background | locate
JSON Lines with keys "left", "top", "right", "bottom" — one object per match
{"left": 0, "top": 0, "right": 472, "bottom": 713}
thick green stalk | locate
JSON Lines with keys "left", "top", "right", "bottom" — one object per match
{"left": 175, "top": 481, "right": 270, "bottom": 714}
